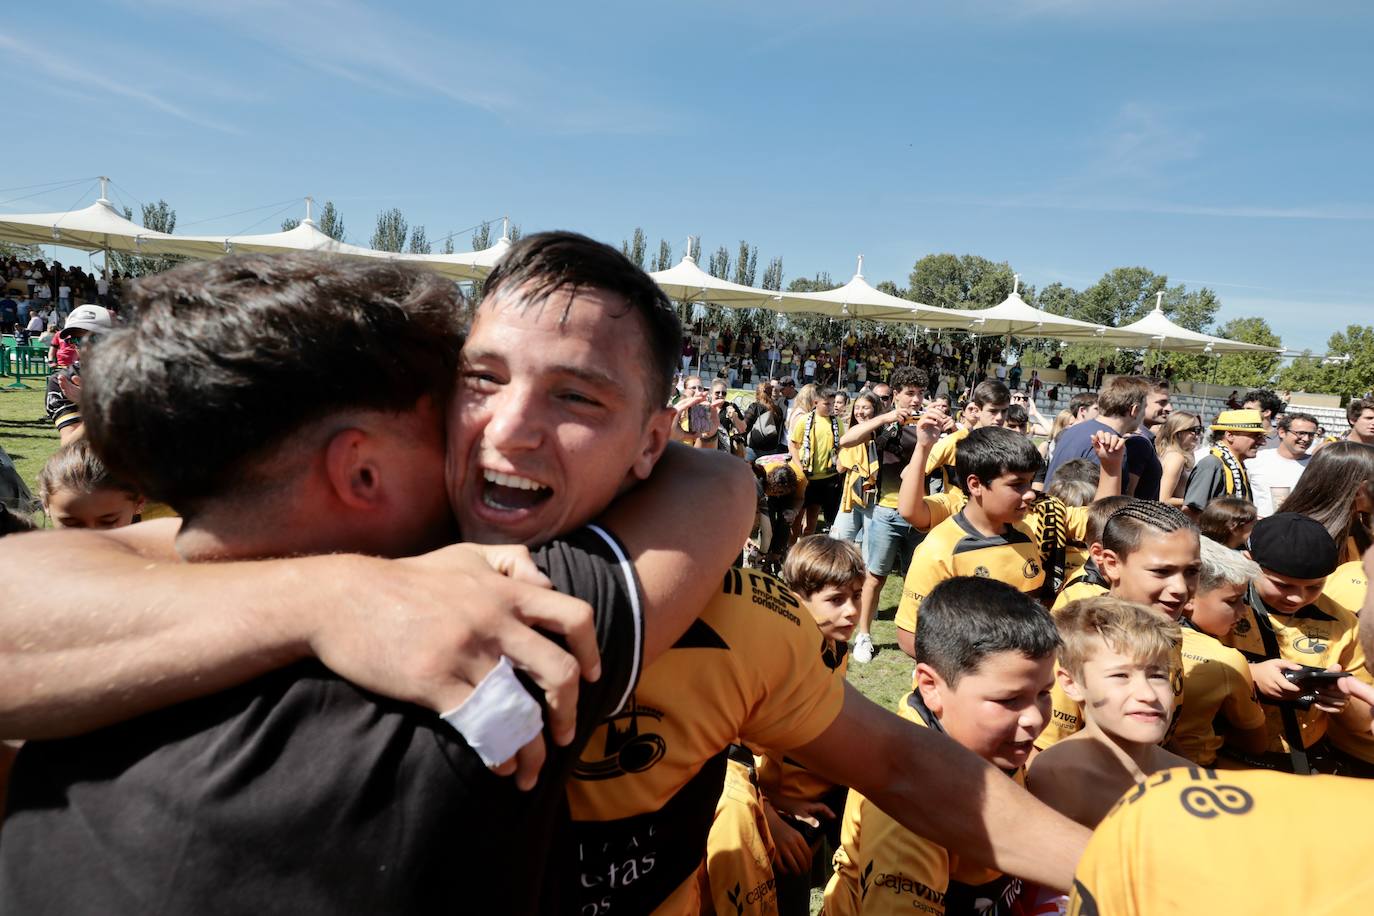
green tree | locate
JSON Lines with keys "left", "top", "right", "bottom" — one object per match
{"left": 508, "top": 224, "right": 523, "bottom": 243}
{"left": 906, "top": 253, "right": 1023, "bottom": 310}
{"left": 1279, "top": 325, "right": 1374, "bottom": 401}
{"left": 371, "top": 208, "right": 408, "bottom": 253}
{"left": 1164, "top": 316, "right": 1282, "bottom": 388}
{"left": 1075, "top": 268, "right": 1167, "bottom": 327}
{"left": 732, "top": 242, "right": 758, "bottom": 287}
{"left": 109, "top": 201, "right": 186, "bottom": 277}
{"left": 280, "top": 217, "right": 300, "bottom": 231}
{"left": 707, "top": 246, "right": 731, "bottom": 280}
{"left": 653, "top": 239, "right": 673, "bottom": 272}
{"left": 471, "top": 222, "right": 492, "bottom": 251}
{"left": 442, "top": 236, "right": 455, "bottom": 255}
{"left": 407, "top": 225, "right": 431, "bottom": 254}
{"left": 760, "top": 257, "right": 784, "bottom": 291}
{"left": 876, "top": 280, "right": 906, "bottom": 298}
{"left": 620, "top": 227, "right": 647, "bottom": 269}
{"left": 1037, "top": 282, "right": 1079, "bottom": 317}
{"left": 317, "top": 201, "right": 345, "bottom": 242}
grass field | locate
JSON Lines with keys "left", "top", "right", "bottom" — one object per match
{"left": 0, "top": 382, "right": 60, "bottom": 498}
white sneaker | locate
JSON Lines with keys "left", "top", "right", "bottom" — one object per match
{"left": 852, "top": 632, "right": 875, "bottom": 664}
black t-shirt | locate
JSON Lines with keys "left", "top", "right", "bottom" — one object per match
{"left": 0, "top": 527, "right": 643, "bottom": 916}
{"left": 1128, "top": 428, "right": 1163, "bottom": 501}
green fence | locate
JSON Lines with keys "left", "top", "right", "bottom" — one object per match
{"left": 1, "top": 344, "right": 50, "bottom": 389}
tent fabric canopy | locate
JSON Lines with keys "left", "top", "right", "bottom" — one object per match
{"left": 1106, "top": 301, "right": 1279, "bottom": 354}
{"left": 0, "top": 197, "right": 175, "bottom": 253}
{"left": 649, "top": 253, "right": 789, "bottom": 310}
{"left": 957, "top": 290, "right": 1136, "bottom": 342}
{"left": 772, "top": 259, "right": 968, "bottom": 326}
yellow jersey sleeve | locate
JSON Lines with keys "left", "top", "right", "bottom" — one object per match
{"left": 923, "top": 428, "right": 966, "bottom": 476}
{"left": 823, "top": 788, "right": 949, "bottom": 916}
{"left": 894, "top": 519, "right": 960, "bottom": 633}
{"left": 1064, "top": 505, "right": 1090, "bottom": 543}
{"left": 1322, "top": 560, "right": 1367, "bottom": 615}
{"left": 1168, "top": 627, "right": 1265, "bottom": 766}
{"left": 1051, "top": 577, "right": 1108, "bottom": 611}
{"left": 1069, "top": 768, "right": 1374, "bottom": 916}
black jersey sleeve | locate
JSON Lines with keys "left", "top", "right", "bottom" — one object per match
{"left": 530, "top": 524, "right": 645, "bottom": 737}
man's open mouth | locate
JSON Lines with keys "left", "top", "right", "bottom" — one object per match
{"left": 481, "top": 470, "right": 553, "bottom": 512}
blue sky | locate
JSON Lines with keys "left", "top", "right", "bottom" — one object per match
{"left": 4, "top": 1, "right": 1371, "bottom": 352}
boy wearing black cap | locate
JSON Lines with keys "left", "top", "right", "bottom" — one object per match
{"left": 1225, "top": 512, "right": 1374, "bottom": 774}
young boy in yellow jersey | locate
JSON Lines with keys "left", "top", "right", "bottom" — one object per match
{"left": 893, "top": 426, "right": 1125, "bottom": 658}
{"left": 789, "top": 386, "right": 843, "bottom": 536}
{"left": 824, "top": 577, "right": 1059, "bottom": 916}
{"left": 1069, "top": 549, "right": 1374, "bottom": 915}
{"left": 706, "top": 536, "right": 865, "bottom": 916}
{"left": 1168, "top": 538, "right": 1269, "bottom": 766}
{"left": 1028, "top": 596, "right": 1189, "bottom": 827}
{"left": 1224, "top": 512, "right": 1374, "bottom": 775}
{"left": 1051, "top": 495, "right": 1134, "bottom": 610}
{"left": 1035, "top": 503, "right": 1199, "bottom": 753}
{"left": 923, "top": 379, "right": 1011, "bottom": 495}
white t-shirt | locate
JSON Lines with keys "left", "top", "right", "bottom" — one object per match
{"left": 58, "top": 285, "right": 71, "bottom": 298}
{"left": 96, "top": 277, "right": 109, "bottom": 294}
{"left": 1244, "top": 449, "right": 1310, "bottom": 517}
{"left": 803, "top": 359, "right": 817, "bottom": 378}
{"left": 26, "top": 315, "right": 43, "bottom": 333}
{"left": 36, "top": 286, "right": 51, "bottom": 300}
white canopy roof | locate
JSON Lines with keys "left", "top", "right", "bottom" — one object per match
{"left": 959, "top": 284, "right": 1132, "bottom": 342}
{"left": 0, "top": 195, "right": 175, "bottom": 253}
{"left": 649, "top": 252, "right": 790, "bottom": 309}
{"left": 773, "top": 257, "right": 969, "bottom": 326}
{"left": 1107, "top": 294, "right": 1280, "bottom": 354}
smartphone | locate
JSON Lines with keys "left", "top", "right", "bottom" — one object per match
{"left": 688, "top": 403, "right": 711, "bottom": 434}
{"left": 1284, "top": 666, "right": 1351, "bottom": 689}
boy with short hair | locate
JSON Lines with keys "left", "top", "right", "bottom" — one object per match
{"left": 1173, "top": 538, "right": 1269, "bottom": 766}
{"left": 824, "top": 577, "right": 1060, "bottom": 916}
{"left": 925, "top": 379, "right": 1011, "bottom": 494}
{"left": 706, "top": 535, "right": 866, "bottom": 916}
{"left": 894, "top": 427, "right": 1124, "bottom": 657}
{"left": 1226, "top": 512, "right": 1374, "bottom": 774}
{"left": 1028, "top": 596, "right": 1189, "bottom": 827}
{"left": 789, "top": 385, "right": 842, "bottom": 535}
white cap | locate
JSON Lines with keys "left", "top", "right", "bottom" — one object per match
{"left": 61, "top": 304, "right": 114, "bottom": 336}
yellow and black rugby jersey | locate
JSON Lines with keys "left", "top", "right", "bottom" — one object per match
{"left": 560, "top": 568, "right": 848, "bottom": 916}
{"left": 1322, "top": 559, "right": 1367, "bottom": 615}
{"left": 923, "top": 427, "right": 969, "bottom": 494}
{"left": 1166, "top": 624, "right": 1265, "bottom": 767}
{"left": 1035, "top": 640, "right": 1185, "bottom": 753}
{"left": 756, "top": 642, "right": 848, "bottom": 807}
{"left": 1068, "top": 767, "right": 1374, "bottom": 916}
{"left": 1051, "top": 561, "right": 1109, "bottom": 611}
{"left": 895, "top": 511, "right": 1046, "bottom": 637}
{"left": 704, "top": 758, "right": 779, "bottom": 916}
{"left": 916, "top": 489, "right": 1090, "bottom": 547}
{"left": 1227, "top": 593, "right": 1370, "bottom": 754}
{"left": 825, "top": 697, "right": 1023, "bottom": 916}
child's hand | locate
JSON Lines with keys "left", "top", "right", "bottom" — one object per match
{"left": 763, "top": 803, "right": 814, "bottom": 876}
{"left": 1251, "top": 658, "right": 1304, "bottom": 700}
{"left": 770, "top": 796, "right": 836, "bottom": 823}
{"left": 1090, "top": 431, "right": 1125, "bottom": 474}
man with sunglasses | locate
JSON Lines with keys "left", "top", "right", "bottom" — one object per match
{"left": 44, "top": 303, "right": 113, "bottom": 445}
{"left": 1245, "top": 411, "right": 1318, "bottom": 517}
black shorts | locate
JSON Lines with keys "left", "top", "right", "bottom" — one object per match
{"left": 802, "top": 474, "right": 842, "bottom": 515}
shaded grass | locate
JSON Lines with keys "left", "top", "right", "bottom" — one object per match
{"left": 0, "top": 383, "right": 60, "bottom": 496}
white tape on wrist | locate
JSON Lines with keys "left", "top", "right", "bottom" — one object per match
{"left": 439, "top": 656, "right": 545, "bottom": 767}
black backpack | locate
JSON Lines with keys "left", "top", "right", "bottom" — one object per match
{"left": 748, "top": 408, "right": 782, "bottom": 453}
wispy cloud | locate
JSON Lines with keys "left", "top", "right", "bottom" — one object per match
{"left": 0, "top": 31, "right": 240, "bottom": 134}
{"left": 134, "top": 0, "right": 677, "bottom": 135}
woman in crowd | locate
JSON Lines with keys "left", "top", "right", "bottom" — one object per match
{"left": 1156, "top": 411, "right": 1202, "bottom": 508}
{"left": 1280, "top": 440, "right": 1374, "bottom": 562}
{"left": 744, "top": 383, "right": 786, "bottom": 459}
{"left": 830, "top": 392, "right": 883, "bottom": 545}
{"left": 1040, "top": 409, "right": 1075, "bottom": 463}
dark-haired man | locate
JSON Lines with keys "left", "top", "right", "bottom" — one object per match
{"left": 1242, "top": 388, "right": 1288, "bottom": 449}
{"left": 1048, "top": 376, "right": 1160, "bottom": 498}
{"left": 1245, "top": 411, "right": 1317, "bottom": 516}
{"left": 835, "top": 365, "right": 930, "bottom": 663}
{"left": 0, "top": 247, "right": 754, "bottom": 914}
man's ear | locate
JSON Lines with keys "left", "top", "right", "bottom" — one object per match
{"left": 1058, "top": 666, "right": 1086, "bottom": 704}
{"left": 915, "top": 662, "right": 946, "bottom": 719}
{"left": 630, "top": 406, "right": 675, "bottom": 482}
{"left": 323, "top": 428, "right": 384, "bottom": 509}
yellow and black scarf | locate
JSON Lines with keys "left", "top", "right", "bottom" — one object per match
{"left": 1209, "top": 445, "right": 1252, "bottom": 501}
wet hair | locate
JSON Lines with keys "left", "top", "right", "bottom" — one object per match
{"left": 1085, "top": 495, "right": 1137, "bottom": 548}
{"left": 954, "top": 426, "right": 1042, "bottom": 490}
{"left": 481, "top": 230, "right": 682, "bottom": 409}
{"left": 37, "top": 438, "right": 139, "bottom": 507}
{"left": 782, "top": 535, "right": 866, "bottom": 597}
{"left": 1102, "top": 501, "right": 1198, "bottom": 557}
{"left": 1198, "top": 536, "right": 1261, "bottom": 593}
{"left": 971, "top": 379, "right": 1010, "bottom": 409}
{"left": 1197, "top": 497, "right": 1258, "bottom": 546}
{"left": 1055, "top": 595, "right": 1181, "bottom": 681}
{"left": 889, "top": 366, "right": 928, "bottom": 392}
{"left": 1096, "top": 376, "right": 1150, "bottom": 419}
{"left": 915, "top": 577, "right": 1060, "bottom": 686}
{"left": 83, "top": 253, "right": 464, "bottom": 516}
{"left": 1279, "top": 441, "right": 1374, "bottom": 556}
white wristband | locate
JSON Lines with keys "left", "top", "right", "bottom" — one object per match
{"left": 439, "top": 656, "right": 545, "bottom": 767}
